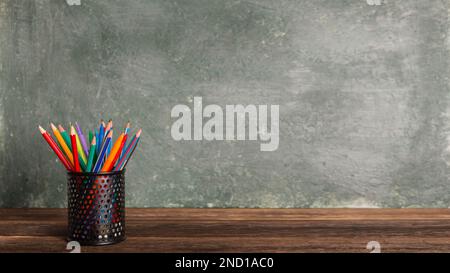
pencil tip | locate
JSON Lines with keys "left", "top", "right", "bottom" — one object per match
{"left": 136, "top": 129, "right": 142, "bottom": 137}
{"left": 92, "top": 136, "right": 96, "bottom": 144}
{"left": 50, "top": 123, "right": 56, "bottom": 130}
{"left": 38, "top": 125, "right": 45, "bottom": 133}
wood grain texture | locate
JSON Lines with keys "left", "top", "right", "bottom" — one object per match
{"left": 1, "top": 208, "right": 450, "bottom": 253}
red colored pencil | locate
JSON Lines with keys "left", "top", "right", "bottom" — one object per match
{"left": 70, "top": 126, "right": 81, "bottom": 172}
{"left": 39, "top": 126, "right": 73, "bottom": 171}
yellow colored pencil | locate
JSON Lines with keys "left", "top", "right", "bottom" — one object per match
{"left": 50, "top": 123, "right": 74, "bottom": 166}
{"left": 101, "top": 133, "right": 124, "bottom": 172}
{"left": 75, "top": 129, "right": 88, "bottom": 165}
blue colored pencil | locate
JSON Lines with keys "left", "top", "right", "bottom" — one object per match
{"left": 98, "top": 120, "right": 105, "bottom": 155}
{"left": 105, "top": 141, "right": 112, "bottom": 164}
{"left": 119, "top": 122, "right": 130, "bottom": 160}
{"left": 92, "top": 131, "right": 112, "bottom": 173}
{"left": 103, "top": 120, "right": 113, "bottom": 158}
{"left": 94, "top": 129, "right": 99, "bottom": 155}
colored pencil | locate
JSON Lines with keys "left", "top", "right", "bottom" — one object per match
{"left": 97, "top": 120, "right": 105, "bottom": 155}
{"left": 86, "top": 136, "right": 96, "bottom": 172}
{"left": 88, "top": 131, "right": 93, "bottom": 146}
{"left": 88, "top": 130, "right": 94, "bottom": 163}
{"left": 58, "top": 125, "right": 72, "bottom": 150}
{"left": 111, "top": 130, "right": 128, "bottom": 170}
{"left": 94, "top": 129, "right": 99, "bottom": 148}
{"left": 114, "top": 133, "right": 136, "bottom": 171}
{"left": 124, "top": 121, "right": 130, "bottom": 134}
{"left": 120, "top": 122, "right": 130, "bottom": 160}
{"left": 101, "top": 133, "right": 124, "bottom": 172}
{"left": 41, "top": 120, "right": 141, "bottom": 173}
{"left": 93, "top": 131, "right": 112, "bottom": 173}
{"left": 75, "top": 122, "right": 89, "bottom": 157}
{"left": 104, "top": 120, "right": 113, "bottom": 157}
{"left": 61, "top": 125, "right": 87, "bottom": 171}
{"left": 116, "top": 129, "right": 141, "bottom": 171}
{"left": 75, "top": 131, "right": 88, "bottom": 165}
{"left": 117, "top": 133, "right": 135, "bottom": 164}
{"left": 39, "top": 126, "right": 73, "bottom": 171}
{"left": 105, "top": 139, "right": 112, "bottom": 163}
{"left": 103, "top": 120, "right": 112, "bottom": 143}
{"left": 93, "top": 129, "right": 99, "bottom": 163}
{"left": 70, "top": 126, "right": 80, "bottom": 172}
{"left": 105, "top": 120, "right": 112, "bottom": 134}
{"left": 50, "top": 123, "right": 74, "bottom": 166}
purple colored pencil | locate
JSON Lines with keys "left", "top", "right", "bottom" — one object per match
{"left": 75, "top": 122, "right": 89, "bottom": 157}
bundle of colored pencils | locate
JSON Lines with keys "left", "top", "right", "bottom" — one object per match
{"left": 38, "top": 120, "right": 142, "bottom": 173}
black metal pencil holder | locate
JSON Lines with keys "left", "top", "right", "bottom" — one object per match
{"left": 67, "top": 170, "right": 126, "bottom": 246}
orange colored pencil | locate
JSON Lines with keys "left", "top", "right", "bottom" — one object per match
{"left": 70, "top": 126, "right": 81, "bottom": 172}
{"left": 112, "top": 130, "right": 128, "bottom": 169}
{"left": 101, "top": 133, "right": 124, "bottom": 172}
{"left": 50, "top": 123, "right": 74, "bottom": 166}
{"left": 39, "top": 126, "right": 73, "bottom": 171}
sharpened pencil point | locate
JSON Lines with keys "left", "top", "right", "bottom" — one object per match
{"left": 124, "top": 121, "right": 131, "bottom": 133}
{"left": 105, "top": 120, "right": 112, "bottom": 131}
{"left": 136, "top": 129, "right": 142, "bottom": 137}
{"left": 70, "top": 126, "right": 76, "bottom": 135}
{"left": 91, "top": 136, "right": 96, "bottom": 145}
{"left": 38, "top": 125, "right": 46, "bottom": 134}
{"left": 50, "top": 123, "right": 57, "bottom": 131}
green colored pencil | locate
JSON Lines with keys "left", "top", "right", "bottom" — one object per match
{"left": 58, "top": 125, "right": 72, "bottom": 150}
{"left": 89, "top": 130, "right": 97, "bottom": 164}
{"left": 88, "top": 130, "right": 93, "bottom": 146}
{"left": 86, "top": 136, "right": 96, "bottom": 172}
{"left": 78, "top": 152, "right": 87, "bottom": 171}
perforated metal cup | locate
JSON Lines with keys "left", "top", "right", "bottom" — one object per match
{"left": 67, "top": 170, "right": 125, "bottom": 245}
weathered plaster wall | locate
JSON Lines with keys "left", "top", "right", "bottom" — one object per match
{"left": 1, "top": 0, "right": 450, "bottom": 207}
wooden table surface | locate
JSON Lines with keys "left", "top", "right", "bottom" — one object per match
{"left": 1, "top": 208, "right": 450, "bottom": 253}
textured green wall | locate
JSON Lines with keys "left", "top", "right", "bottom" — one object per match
{"left": 1, "top": 0, "right": 450, "bottom": 208}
